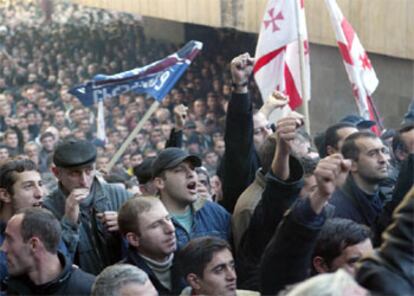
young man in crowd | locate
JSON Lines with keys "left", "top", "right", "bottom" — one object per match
{"left": 43, "top": 138, "right": 132, "bottom": 275}
{"left": 152, "top": 147, "right": 231, "bottom": 249}
{"left": 178, "top": 236, "right": 259, "bottom": 296}
{"left": 118, "top": 196, "right": 185, "bottom": 295}
{"left": 0, "top": 159, "right": 45, "bottom": 283}
{"left": 330, "top": 132, "right": 390, "bottom": 227}
{"left": 2, "top": 208, "right": 95, "bottom": 295}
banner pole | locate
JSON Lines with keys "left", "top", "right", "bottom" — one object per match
{"left": 107, "top": 100, "right": 160, "bottom": 171}
{"left": 294, "top": 0, "right": 311, "bottom": 134}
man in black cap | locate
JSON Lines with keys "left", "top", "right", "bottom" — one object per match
{"left": 43, "top": 139, "right": 132, "bottom": 275}
{"left": 340, "top": 114, "right": 376, "bottom": 131}
{"left": 152, "top": 147, "right": 231, "bottom": 250}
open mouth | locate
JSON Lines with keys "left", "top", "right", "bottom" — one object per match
{"left": 187, "top": 181, "right": 197, "bottom": 194}
{"left": 32, "top": 201, "right": 43, "bottom": 208}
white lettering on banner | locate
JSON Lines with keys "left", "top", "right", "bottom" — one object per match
{"left": 90, "top": 68, "right": 176, "bottom": 100}
{"left": 154, "top": 71, "right": 170, "bottom": 91}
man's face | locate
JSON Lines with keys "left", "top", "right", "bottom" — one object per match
{"left": 158, "top": 161, "right": 198, "bottom": 207}
{"left": 24, "top": 145, "right": 38, "bottom": 159}
{"left": 130, "top": 154, "right": 143, "bottom": 168}
{"left": 136, "top": 201, "right": 176, "bottom": 261}
{"left": 253, "top": 112, "right": 272, "bottom": 150}
{"left": 54, "top": 164, "right": 95, "bottom": 193}
{"left": 1, "top": 214, "right": 33, "bottom": 276}
{"left": 353, "top": 137, "right": 389, "bottom": 184}
{"left": 5, "top": 133, "right": 18, "bottom": 148}
{"left": 196, "top": 248, "right": 237, "bottom": 296}
{"left": 11, "top": 170, "right": 44, "bottom": 211}
{"left": 41, "top": 136, "right": 55, "bottom": 152}
{"left": 0, "top": 148, "right": 9, "bottom": 162}
{"left": 214, "top": 140, "right": 225, "bottom": 157}
{"left": 330, "top": 238, "right": 373, "bottom": 276}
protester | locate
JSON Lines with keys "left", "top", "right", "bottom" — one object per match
{"left": 330, "top": 132, "right": 389, "bottom": 228}
{"left": 178, "top": 236, "right": 259, "bottom": 296}
{"left": 152, "top": 147, "right": 231, "bottom": 249}
{"left": 118, "top": 196, "right": 186, "bottom": 295}
{"left": 1, "top": 208, "right": 95, "bottom": 295}
{"left": 92, "top": 264, "right": 158, "bottom": 296}
{"left": 43, "top": 139, "right": 132, "bottom": 275}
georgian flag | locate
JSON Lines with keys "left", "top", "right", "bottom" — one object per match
{"left": 325, "top": 0, "right": 381, "bottom": 133}
{"left": 254, "top": 0, "right": 310, "bottom": 110}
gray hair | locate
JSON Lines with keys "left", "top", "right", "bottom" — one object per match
{"left": 284, "top": 269, "right": 367, "bottom": 296}
{"left": 91, "top": 264, "right": 150, "bottom": 296}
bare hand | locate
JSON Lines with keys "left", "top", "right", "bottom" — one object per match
{"left": 96, "top": 211, "right": 119, "bottom": 232}
{"left": 174, "top": 104, "right": 188, "bottom": 129}
{"left": 275, "top": 113, "right": 304, "bottom": 151}
{"left": 230, "top": 53, "right": 254, "bottom": 85}
{"left": 313, "top": 154, "right": 351, "bottom": 200}
{"left": 267, "top": 91, "right": 290, "bottom": 109}
{"left": 64, "top": 188, "right": 89, "bottom": 224}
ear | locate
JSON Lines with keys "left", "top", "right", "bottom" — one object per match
{"left": 153, "top": 176, "right": 165, "bottom": 191}
{"left": 312, "top": 256, "right": 329, "bottom": 274}
{"left": 51, "top": 166, "right": 59, "bottom": 178}
{"left": 0, "top": 188, "right": 12, "bottom": 204}
{"left": 350, "top": 159, "right": 358, "bottom": 173}
{"left": 125, "top": 232, "right": 140, "bottom": 248}
{"left": 186, "top": 273, "right": 201, "bottom": 290}
{"left": 29, "top": 237, "right": 41, "bottom": 253}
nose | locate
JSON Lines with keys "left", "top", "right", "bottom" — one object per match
{"left": 34, "top": 184, "right": 44, "bottom": 199}
{"left": 226, "top": 266, "right": 237, "bottom": 281}
{"left": 79, "top": 171, "right": 88, "bottom": 187}
{"left": 164, "top": 219, "right": 175, "bottom": 233}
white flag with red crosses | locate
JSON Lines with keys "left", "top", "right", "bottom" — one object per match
{"left": 325, "top": 0, "right": 382, "bottom": 133}
{"left": 254, "top": 0, "right": 310, "bottom": 110}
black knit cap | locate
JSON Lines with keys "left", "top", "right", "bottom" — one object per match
{"left": 53, "top": 139, "right": 97, "bottom": 168}
{"left": 152, "top": 147, "right": 201, "bottom": 177}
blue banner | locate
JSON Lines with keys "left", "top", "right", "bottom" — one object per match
{"left": 69, "top": 40, "right": 203, "bottom": 107}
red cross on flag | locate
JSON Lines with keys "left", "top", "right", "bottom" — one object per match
{"left": 254, "top": 0, "right": 310, "bottom": 110}
{"left": 325, "top": 0, "right": 382, "bottom": 133}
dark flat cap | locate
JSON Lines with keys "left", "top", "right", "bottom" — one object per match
{"left": 152, "top": 148, "right": 201, "bottom": 177}
{"left": 53, "top": 139, "right": 97, "bottom": 168}
{"left": 340, "top": 114, "right": 376, "bottom": 129}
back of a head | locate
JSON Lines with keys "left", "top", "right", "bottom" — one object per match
{"left": 178, "top": 236, "right": 231, "bottom": 278}
{"left": 284, "top": 269, "right": 367, "bottom": 296}
{"left": 133, "top": 157, "right": 155, "bottom": 184}
{"left": 312, "top": 218, "right": 371, "bottom": 273}
{"left": 325, "top": 122, "right": 356, "bottom": 154}
{"left": 19, "top": 207, "right": 61, "bottom": 254}
{"left": 92, "top": 264, "right": 151, "bottom": 296}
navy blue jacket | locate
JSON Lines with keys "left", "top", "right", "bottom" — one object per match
{"left": 172, "top": 198, "right": 231, "bottom": 250}
{"left": 329, "top": 175, "right": 388, "bottom": 227}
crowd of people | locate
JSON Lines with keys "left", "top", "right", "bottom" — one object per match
{"left": 0, "top": 1, "right": 413, "bottom": 295}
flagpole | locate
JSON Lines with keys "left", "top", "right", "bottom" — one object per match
{"left": 107, "top": 100, "right": 160, "bottom": 172}
{"left": 294, "top": 0, "right": 311, "bottom": 134}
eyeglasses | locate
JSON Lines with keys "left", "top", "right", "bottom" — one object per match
{"left": 254, "top": 124, "right": 272, "bottom": 135}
